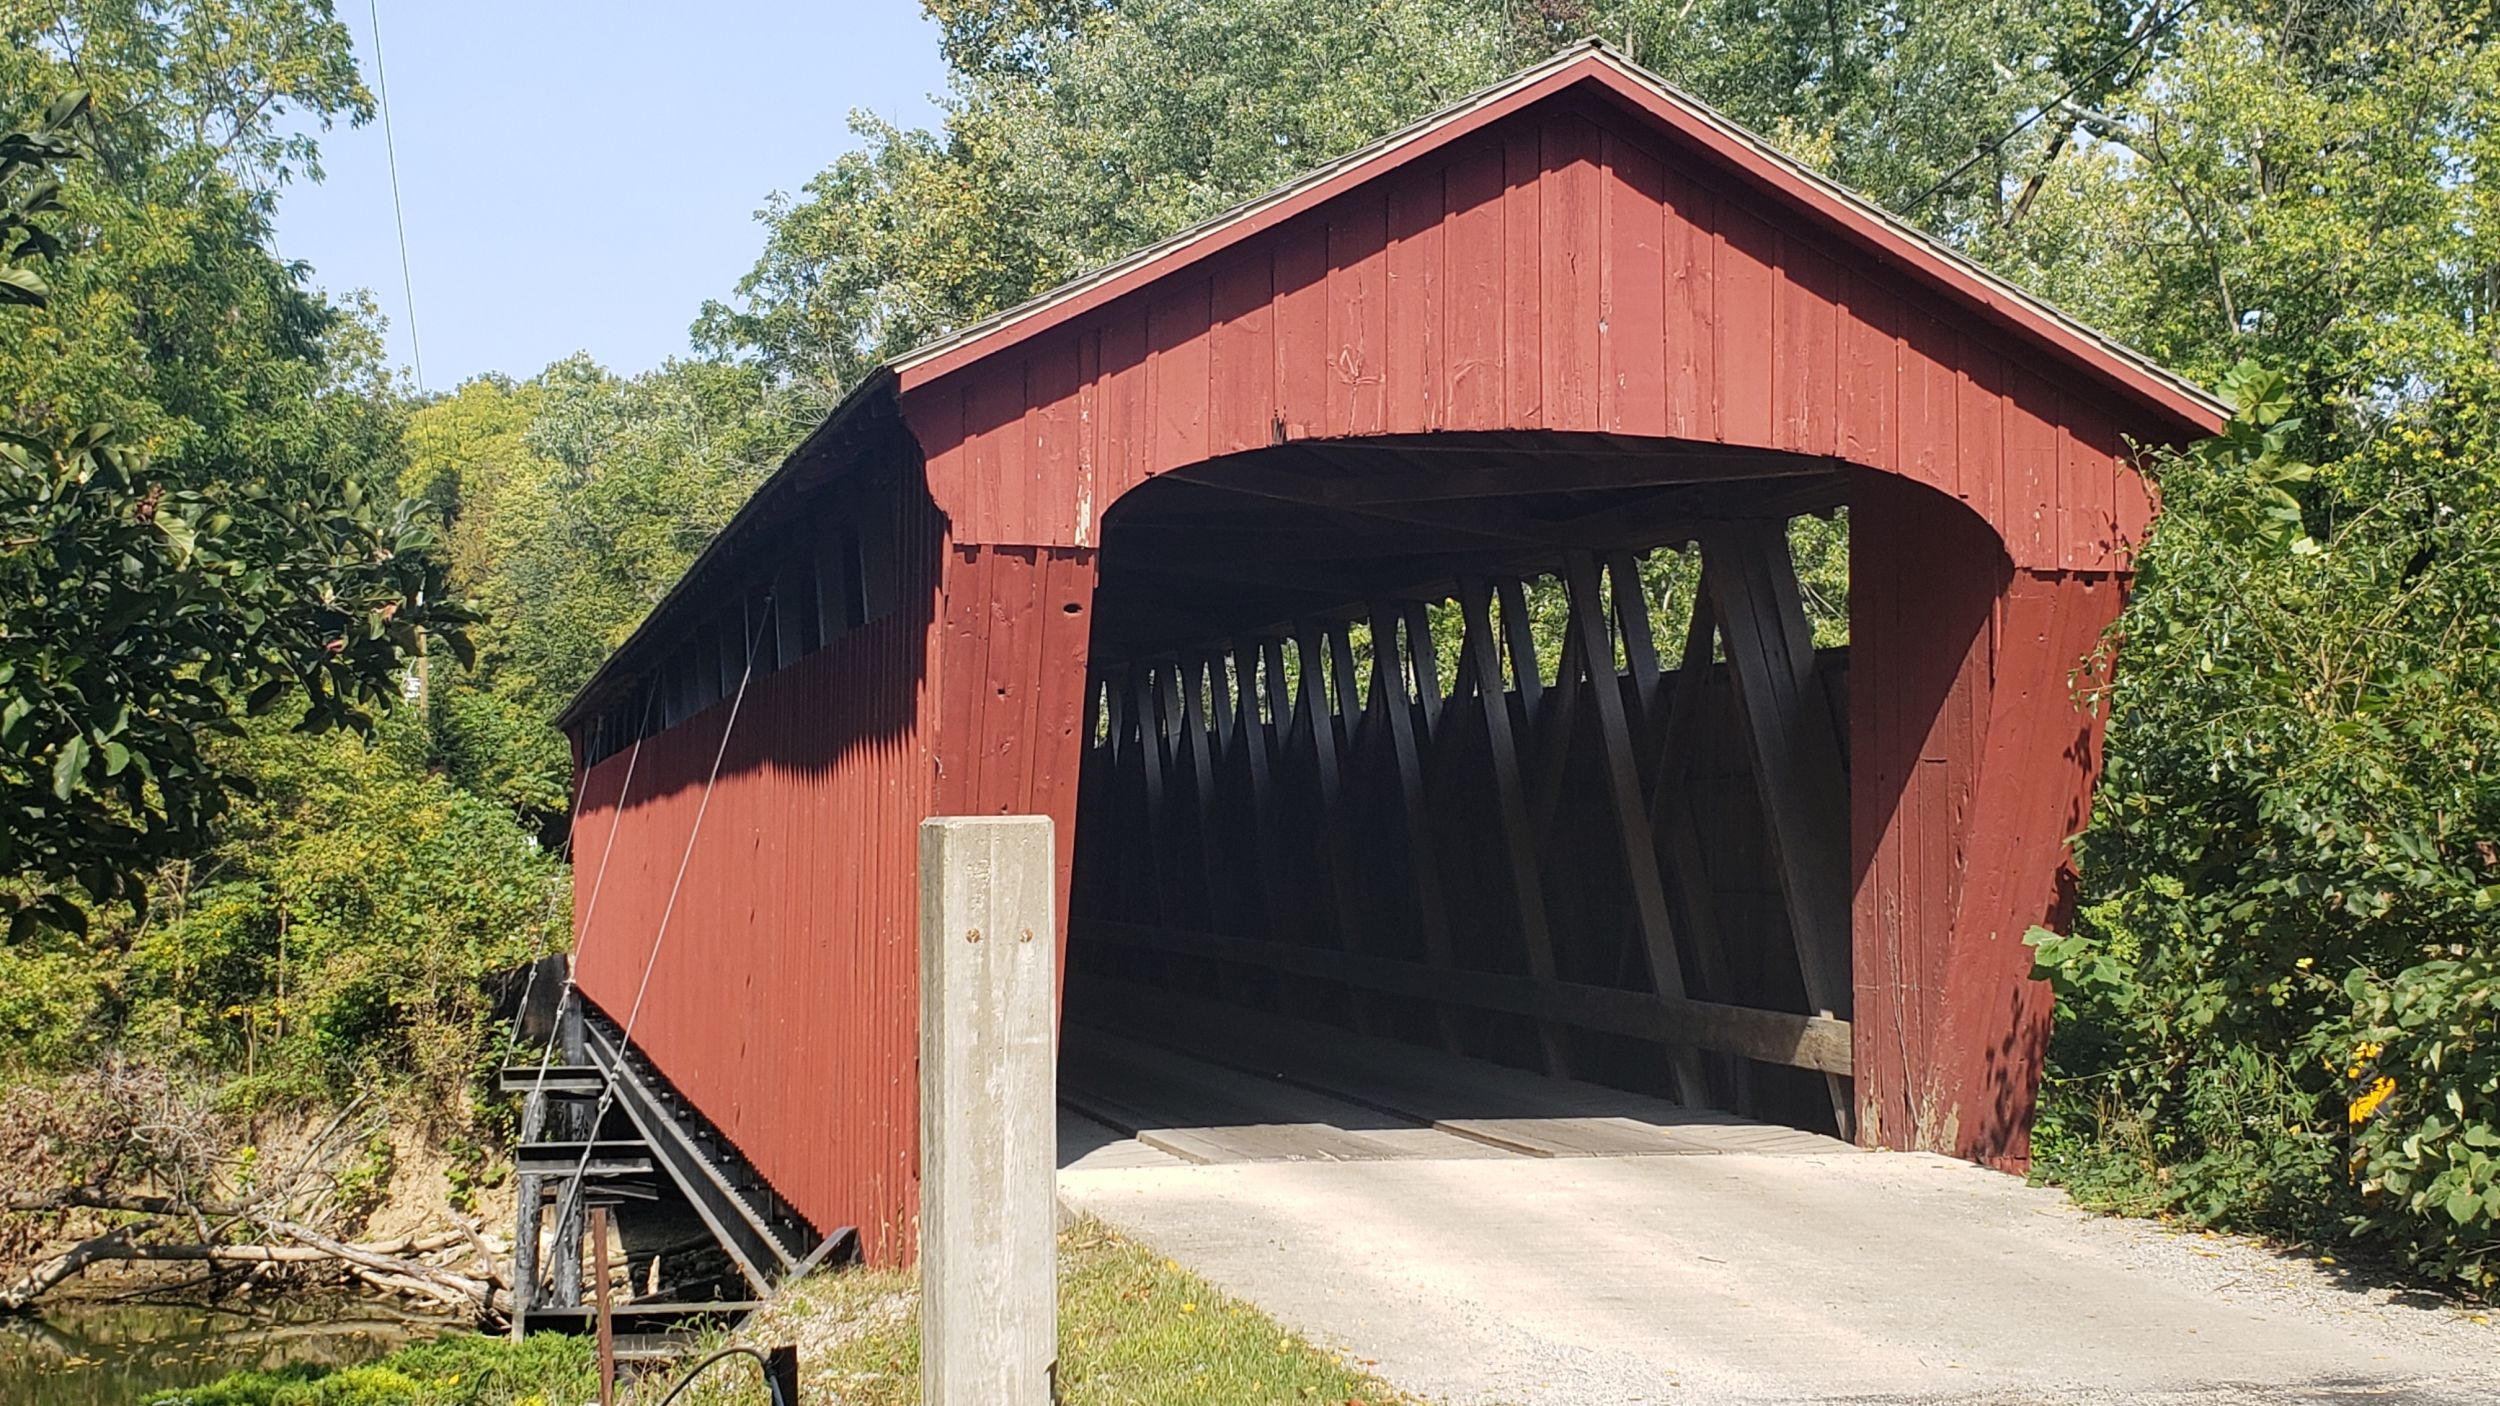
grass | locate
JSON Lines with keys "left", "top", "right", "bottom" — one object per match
{"left": 147, "top": 1218, "right": 1417, "bottom": 1406}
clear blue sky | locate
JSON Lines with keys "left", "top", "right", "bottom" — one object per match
{"left": 271, "top": 1, "right": 948, "bottom": 391}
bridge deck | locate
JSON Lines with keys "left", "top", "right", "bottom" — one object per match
{"left": 1059, "top": 979, "right": 1842, "bottom": 1169}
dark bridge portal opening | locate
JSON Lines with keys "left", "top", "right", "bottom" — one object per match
{"left": 1061, "top": 431, "right": 1861, "bottom": 1154}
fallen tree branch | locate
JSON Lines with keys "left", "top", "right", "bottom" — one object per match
{"left": 253, "top": 1216, "right": 507, "bottom": 1321}
{"left": 0, "top": 1227, "right": 478, "bottom": 1314}
{"left": 448, "top": 1211, "right": 510, "bottom": 1291}
{"left": 0, "top": 1219, "right": 162, "bottom": 1312}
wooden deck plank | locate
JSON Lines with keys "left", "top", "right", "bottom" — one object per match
{"left": 1059, "top": 1025, "right": 1507, "bottom": 1164}
{"left": 1067, "top": 978, "right": 1849, "bottom": 1159}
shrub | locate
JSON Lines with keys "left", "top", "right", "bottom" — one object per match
{"left": 2342, "top": 958, "right": 2500, "bottom": 1291}
{"left": 2034, "top": 364, "right": 2500, "bottom": 1290}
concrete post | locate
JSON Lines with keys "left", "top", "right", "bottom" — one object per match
{"left": 919, "top": 816, "right": 1057, "bottom": 1406}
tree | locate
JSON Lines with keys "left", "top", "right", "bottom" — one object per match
{"left": 0, "top": 81, "right": 467, "bottom": 938}
{"left": 399, "top": 357, "right": 817, "bottom": 840}
{"left": 698, "top": 0, "right": 2158, "bottom": 396}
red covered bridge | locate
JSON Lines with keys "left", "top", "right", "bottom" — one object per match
{"left": 551, "top": 43, "right": 2221, "bottom": 1273}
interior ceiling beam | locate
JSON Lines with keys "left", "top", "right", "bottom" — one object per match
{"left": 1113, "top": 528, "right": 1522, "bottom": 563}
{"left": 1104, "top": 553, "right": 1429, "bottom": 598}
{"left": 1089, "top": 453, "right": 1852, "bottom": 661}
{"left": 1170, "top": 453, "right": 1554, "bottom": 546}
{"left": 1319, "top": 457, "right": 1831, "bottom": 506}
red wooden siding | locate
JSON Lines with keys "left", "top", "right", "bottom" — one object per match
{"left": 562, "top": 49, "right": 2216, "bottom": 1254}
{"left": 904, "top": 100, "right": 2154, "bottom": 574}
{"left": 927, "top": 543, "right": 1103, "bottom": 973}
{"left": 570, "top": 487, "right": 941, "bottom": 1266}
{"left": 1849, "top": 474, "right": 2122, "bottom": 1164}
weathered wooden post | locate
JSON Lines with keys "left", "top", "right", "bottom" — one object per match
{"left": 919, "top": 816, "right": 1057, "bottom": 1406}
{"left": 590, "top": 1205, "right": 616, "bottom": 1406}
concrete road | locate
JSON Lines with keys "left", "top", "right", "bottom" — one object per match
{"left": 1060, "top": 1126, "right": 2500, "bottom": 1404}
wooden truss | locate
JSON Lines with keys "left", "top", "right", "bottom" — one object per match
{"left": 1071, "top": 522, "right": 1856, "bottom": 1132}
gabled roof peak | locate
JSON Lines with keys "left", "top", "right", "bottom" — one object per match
{"left": 889, "top": 38, "right": 2222, "bottom": 432}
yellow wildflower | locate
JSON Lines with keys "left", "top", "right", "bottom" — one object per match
{"left": 2348, "top": 1076, "right": 2397, "bottom": 1124}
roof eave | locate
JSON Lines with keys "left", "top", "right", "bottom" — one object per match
{"left": 553, "top": 367, "right": 901, "bottom": 734}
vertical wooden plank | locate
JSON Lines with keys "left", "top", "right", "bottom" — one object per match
{"left": 1957, "top": 340, "right": 2007, "bottom": 536}
{"left": 1443, "top": 141, "right": 1506, "bottom": 430}
{"left": 2063, "top": 400, "right": 2122, "bottom": 571}
{"left": 937, "top": 549, "right": 997, "bottom": 819}
{"left": 2114, "top": 446, "right": 2155, "bottom": 567}
{"left": 1327, "top": 191, "right": 1389, "bottom": 437}
{"left": 968, "top": 363, "right": 1028, "bottom": 549}
{"left": 1540, "top": 113, "right": 1603, "bottom": 432}
{"left": 1850, "top": 484, "right": 1907, "bottom": 1144}
{"left": 1502, "top": 123, "right": 1544, "bottom": 428}
{"left": 1661, "top": 167, "right": 1716, "bottom": 441}
{"left": 1098, "top": 302, "right": 1152, "bottom": 507}
{"left": 1074, "top": 330, "right": 1101, "bottom": 547}
{"left": 1563, "top": 552, "right": 1709, "bottom": 1104}
{"left": 1712, "top": 200, "right": 1777, "bottom": 446}
{"left": 1458, "top": 577, "right": 1571, "bottom": 1074}
{"left": 1149, "top": 277, "right": 1213, "bottom": 473}
{"left": 1601, "top": 133, "right": 1669, "bottom": 437}
{"left": 976, "top": 547, "right": 1044, "bottom": 814}
{"left": 2004, "top": 370, "right": 2061, "bottom": 569}
{"left": 1272, "top": 228, "right": 1331, "bottom": 442}
{"left": 1776, "top": 240, "right": 1841, "bottom": 457}
{"left": 1839, "top": 270, "right": 1899, "bottom": 475}
{"left": 1029, "top": 339, "right": 1084, "bottom": 546}
{"left": 1208, "top": 253, "right": 1277, "bottom": 457}
{"left": 1900, "top": 311, "right": 1960, "bottom": 501}
{"left": 1384, "top": 169, "right": 1445, "bottom": 434}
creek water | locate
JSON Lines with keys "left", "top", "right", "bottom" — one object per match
{"left": 0, "top": 1298, "right": 464, "bottom": 1405}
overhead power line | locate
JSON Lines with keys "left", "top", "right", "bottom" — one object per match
{"left": 368, "top": 0, "right": 425, "bottom": 392}
{"left": 1902, "top": 0, "right": 2200, "bottom": 218}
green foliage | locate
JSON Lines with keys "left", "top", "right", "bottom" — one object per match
{"left": 2344, "top": 958, "right": 2500, "bottom": 1290}
{"left": 145, "top": 1333, "right": 594, "bottom": 1406}
{"left": 398, "top": 358, "right": 815, "bottom": 839}
{"left": 0, "top": 89, "right": 84, "bottom": 306}
{"left": 0, "top": 710, "right": 568, "bottom": 1105}
{"left": 700, "top": 0, "right": 2152, "bottom": 396}
{"left": 2033, "top": 345, "right": 2500, "bottom": 1283}
{"left": 1, "top": 11, "right": 473, "bottom": 938}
